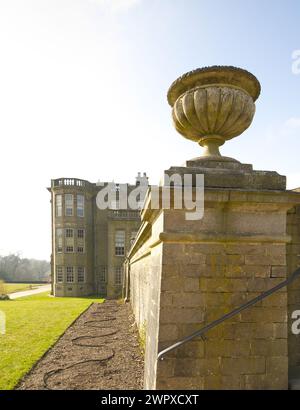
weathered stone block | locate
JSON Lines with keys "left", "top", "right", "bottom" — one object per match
{"left": 261, "top": 292, "right": 287, "bottom": 307}
{"left": 184, "top": 278, "right": 200, "bottom": 292}
{"left": 204, "top": 293, "right": 225, "bottom": 307}
{"left": 224, "top": 265, "right": 245, "bottom": 278}
{"left": 242, "top": 265, "right": 271, "bottom": 278}
{"left": 160, "top": 292, "right": 173, "bottom": 306}
{"left": 221, "top": 357, "right": 265, "bottom": 375}
{"left": 160, "top": 307, "right": 205, "bottom": 324}
{"left": 206, "top": 254, "right": 244, "bottom": 266}
{"left": 172, "top": 293, "right": 206, "bottom": 307}
{"left": 204, "top": 375, "right": 245, "bottom": 390}
{"left": 245, "top": 254, "right": 286, "bottom": 266}
{"left": 161, "top": 277, "right": 185, "bottom": 292}
{"left": 224, "top": 323, "right": 254, "bottom": 340}
{"left": 262, "top": 308, "right": 288, "bottom": 323}
{"left": 199, "top": 264, "right": 226, "bottom": 278}
{"left": 156, "top": 377, "right": 204, "bottom": 390}
{"left": 159, "top": 324, "right": 179, "bottom": 342}
{"left": 184, "top": 244, "right": 225, "bottom": 255}
{"left": 250, "top": 340, "right": 287, "bottom": 356}
{"left": 205, "top": 307, "right": 240, "bottom": 323}
{"left": 266, "top": 356, "right": 288, "bottom": 375}
{"left": 223, "top": 323, "right": 274, "bottom": 340}
{"left": 247, "top": 278, "right": 278, "bottom": 292}
{"left": 271, "top": 266, "right": 287, "bottom": 278}
{"left": 157, "top": 358, "right": 175, "bottom": 378}
{"left": 265, "top": 244, "right": 286, "bottom": 256}
{"left": 174, "top": 358, "right": 220, "bottom": 377}
{"left": 199, "top": 278, "right": 248, "bottom": 292}
{"left": 245, "top": 373, "right": 287, "bottom": 390}
{"left": 254, "top": 323, "right": 275, "bottom": 339}
{"left": 273, "top": 323, "right": 287, "bottom": 339}
{"left": 205, "top": 340, "right": 251, "bottom": 358}
{"left": 175, "top": 341, "right": 205, "bottom": 358}
{"left": 181, "top": 264, "right": 203, "bottom": 278}
{"left": 240, "top": 307, "right": 287, "bottom": 323}
{"left": 225, "top": 244, "right": 265, "bottom": 255}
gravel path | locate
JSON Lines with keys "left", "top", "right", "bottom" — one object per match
{"left": 9, "top": 285, "right": 51, "bottom": 299}
{"left": 16, "top": 301, "right": 144, "bottom": 390}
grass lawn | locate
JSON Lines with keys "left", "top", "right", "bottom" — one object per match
{"left": 0, "top": 292, "right": 103, "bottom": 390}
{"left": 3, "top": 283, "right": 45, "bottom": 294}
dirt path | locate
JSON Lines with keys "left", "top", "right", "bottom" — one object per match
{"left": 9, "top": 284, "right": 51, "bottom": 299}
{"left": 16, "top": 301, "right": 144, "bottom": 390}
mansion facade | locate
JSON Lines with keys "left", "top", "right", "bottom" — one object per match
{"left": 48, "top": 174, "right": 147, "bottom": 298}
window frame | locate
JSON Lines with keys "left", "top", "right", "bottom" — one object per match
{"left": 77, "top": 266, "right": 85, "bottom": 283}
{"left": 55, "top": 194, "right": 62, "bottom": 217}
{"left": 56, "top": 266, "right": 63, "bottom": 283}
{"left": 114, "top": 266, "right": 123, "bottom": 286}
{"left": 66, "top": 266, "right": 74, "bottom": 283}
{"left": 56, "top": 228, "right": 63, "bottom": 253}
{"left": 65, "top": 228, "right": 74, "bottom": 238}
{"left": 77, "top": 194, "right": 85, "bottom": 217}
{"left": 77, "top": 229, "right": 85, "bottom": 239}
{"left": 99, "top": 266, "right": 107, "bottom": 283}
{"left": 65, "top": 194, "right": 74, "bottom": 217}
{"left": 115, "top": 230, "right": 125, "bottom": 256}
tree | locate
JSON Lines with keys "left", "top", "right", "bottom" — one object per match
{"left": 0, "top": 254, "right": 50, "bottom": 282}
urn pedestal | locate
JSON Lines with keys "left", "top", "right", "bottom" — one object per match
{"left": 126, "top": 66, "right": 300, "bottom": 390}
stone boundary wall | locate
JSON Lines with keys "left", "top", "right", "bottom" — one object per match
{"left": 127, "top": 213, "right": 163, "bottom": 389}
{"left": 126, "top": 188, "right": 300, "bottom": 390}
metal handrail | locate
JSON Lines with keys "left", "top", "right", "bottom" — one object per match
{"left": 157, "top": 267, "right": 300, "bottom": 361}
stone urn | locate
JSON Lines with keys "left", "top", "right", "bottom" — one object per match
{"left": 167, "top": 66, "right": 261, "bottom": 159}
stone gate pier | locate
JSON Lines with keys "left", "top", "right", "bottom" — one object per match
{"left": 124, "top": 66, "right": 300, "bottom": 389}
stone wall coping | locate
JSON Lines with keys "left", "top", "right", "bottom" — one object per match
{"left": 157, "top": 232, "right": 291, "bottom": 245}
{"left": 140, "top": 188, "right": 300, "bottom": 223}
{"left": 128, "top": 187, "right": 300, "bottom": 262}
{"left": 128, "top": 231, "right": 291, "bottom": 262}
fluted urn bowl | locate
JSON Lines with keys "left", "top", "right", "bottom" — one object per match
{"left": 167, "top": 66, "right": 261, "bottom": 157}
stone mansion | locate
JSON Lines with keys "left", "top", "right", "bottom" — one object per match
{"left": 48, "top": 173, "right": 147, "bottom": 298}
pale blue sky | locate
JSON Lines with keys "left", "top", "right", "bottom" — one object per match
{"left": 0, "top": 0, "right": 299, "bottom": 259}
